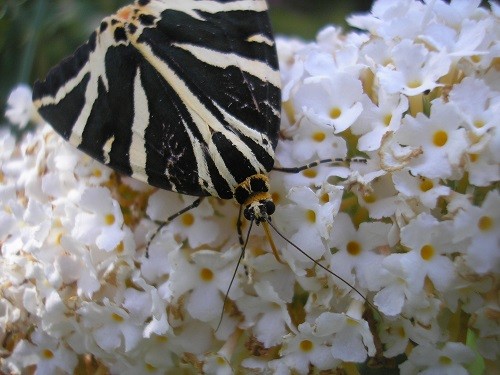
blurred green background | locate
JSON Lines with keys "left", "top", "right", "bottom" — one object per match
{"left": 0, "top": 0, "right": 376, "bottom": 120}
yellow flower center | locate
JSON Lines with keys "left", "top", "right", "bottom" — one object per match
{"left": 320, "top": 193, "right": 329, "bottom": 203}
{"left": 473, "top": 119, "right": 485, "bottom": 128}
{"left": 383, "top": 113, "right": 392, "bottom": 127}
{"left": 420, "top": 244, "right": 435, "bottom": 261}
{"left": 302, "top": 169, "right": 317, "bottom": 178}
{"left": 397, "top": 326, "right": 406, "bottom": 338}
{"left": 55, "top": 232, "right": 63, "bottom": 245}
{"left": 216, "top": 356, "right": 226, "bottom": 365}
{"left": 156, "top": 335, "right": 168, "bottom": 343}
{"left": 471, "top": 55, "right": 481, "bottom": 63}
{"left": 439, "top": 356, "right": 452, "bottom": 365}
{"left": 407, "top": 80, "right": 422, "bottom": 88}
{"left": 299, "top": 339, "right": 314, "bottom": 352}
{"left": 312, "top": 131, "right": 326, "bottom": 142}
{"left": 363, "top": 193, "right": 377, "bottom": 204}
{"left": 329, "top": 107, "right": 342, "bottom": 119}
{"left": 41, "top": 349, "right": 54, "bottom": 359}
{"left": 347, "top": 241, "right": 362, "bottom": 256}
{"left": 145, "top": 363, "right": 157, "bottom": 372}
{"left": 477, "top": 216, "right": 493, "bottom": 232}
{"left": 433, "top": 130, "right": 448, "bottom": 147}
{"left": 200, "top": 268, "right": 214, "bottom": 282}
{"left": 111, "top": 313, "right": 124, "bottom": 323}
{"left": 271, "top": 192, "right": 281, "bottom": 204}
{"left": 181, "top": 213, "right": 195, "bottom": 227}
{"left": 104, "top": 213, "right": 116, "bottom": 225}
{"left": 346, "top": 317, "right": 359, "bottom": 327}
{"left": 116, "top": 241, "right": 124, "bottom": 254}
{"left": 92, "top": 168, "right": 102, "bottom": 178}
{"left": 419, "top": 178, "right": 434, "bottom": 192}
{"left": 306, "top": 210, "right": 316, "bottom": 223}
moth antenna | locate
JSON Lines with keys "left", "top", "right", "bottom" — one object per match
{"left": 266, "top": 219, "right": 380, "bottom": 316}
{"left": 215, "top": 219, "right": 254, "bottom": 332}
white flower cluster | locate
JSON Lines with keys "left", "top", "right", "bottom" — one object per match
{"left": 1, "top": 0, "right": 499, "bottom": 374}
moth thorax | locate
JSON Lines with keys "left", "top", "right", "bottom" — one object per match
{"left": 234, "top": 174, "right": 275, "bottom": 223}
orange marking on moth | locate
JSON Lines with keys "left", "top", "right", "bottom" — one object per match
{"left": 116, "top": 6, "right": 134, "bottom": 21}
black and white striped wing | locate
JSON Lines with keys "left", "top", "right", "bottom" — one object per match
{"left": 32, "top": 0, "right": 281, "bottom": 199}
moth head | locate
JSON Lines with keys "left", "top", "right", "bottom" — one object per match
{"left": 243, "top": 198, "right": 275, "bottom": 223}
{"left": 235, "top": 174, "right": 274, "bottom": 223}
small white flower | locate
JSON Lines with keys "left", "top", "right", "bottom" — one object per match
{"left": 281, "top": 321, "right": 340, "bottom": 374}
{"left": 378, "top": 40, "right": 451, "bottom": 96}
{"left": 453, "top": 190, "right": 500, "bottom": 274}
{"left": 286, "top": 117, "right": 348, "bottom": 161}
{"left": 203, "top": 353, "right": 233, "bottom": 375}
{"left": 292, "top": 73, "right": 364, "bottom": 133}
{"left": 5, "top": 84, "right": 37, "bottom": 129}
{"left": 168, "top": 247, "right": 243, "bottom": 324}
{"left": 449, "top": 77, "right": 499, "bottom": 137}
{"left": 394, "top": 99, "right": 469, "bottom": 179}
{"left": 237, "top": 281, "right": 293, "bottom": 347}
{"left": 6, "top": 329, "right": 77, "bottom": 374}
{"left": 72, "top": 187, "right": 125, "bottom": 251}
{"left": 353, "top": 174, "right": 400, "bottom": 219}
{"left": 314, "top": 305, "right": 376, "bottom": 363}
{"left": 278, "top": 184, "right": 342, "bottom": 263}
{"left": 392, "top": 171, "right": 451, "bottom": 209}
{"left": 329, "top": 213, "right": 390, "bottom": 291}
{"left": 352, "top": 90, "right": 408, "bottom": 152}
{"left": 393, "top": 213, "right": 457, "bottom": 294}
{"left": 400, "top": 342, "right": 476, "bottom": 375}
{"left": 78, "top": 300, "right": 143, "bottom": 352}
{"left": 147, "top": 189, "right": 220, "bottom": 248}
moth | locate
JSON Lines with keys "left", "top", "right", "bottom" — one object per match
{"left": 32, "top": 0, "right": 372, "bottom": 325}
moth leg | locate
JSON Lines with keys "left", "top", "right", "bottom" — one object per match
{"left": 272, "top": 157, "right": 367, "bottom": 173}
{"left": 146, "top": 197, "right": 204, "bottom": 257}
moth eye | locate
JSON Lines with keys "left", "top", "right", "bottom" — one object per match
{"left": 265, "top": 200, "right": 275, "bottom": 215}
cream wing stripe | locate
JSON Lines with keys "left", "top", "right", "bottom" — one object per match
{"left": 130, "top": 68, "right": 149, "bottom": 181}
